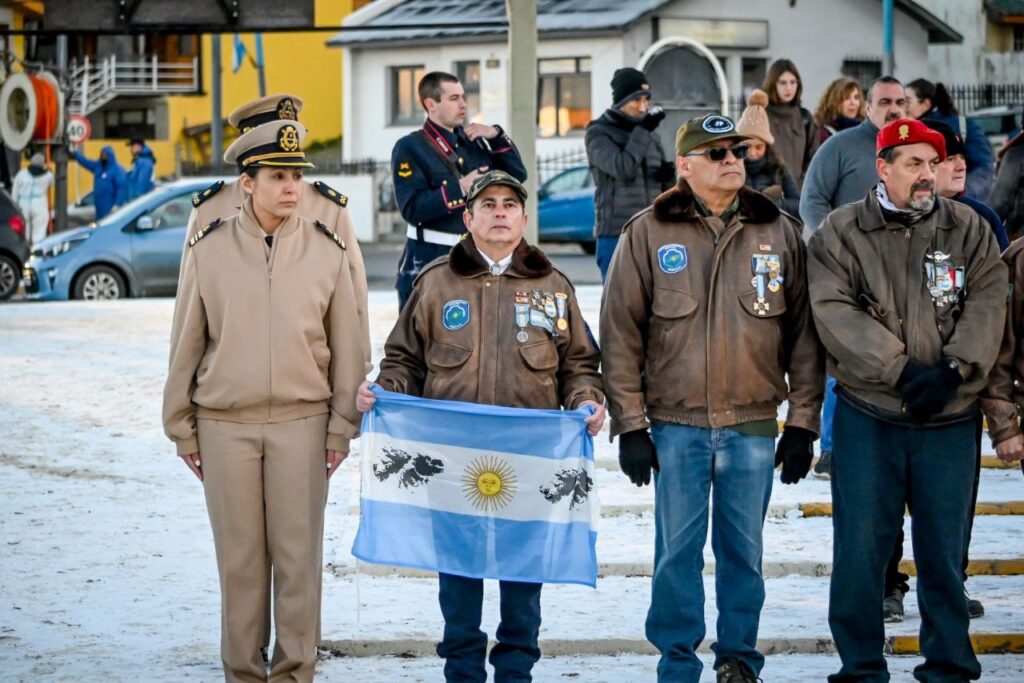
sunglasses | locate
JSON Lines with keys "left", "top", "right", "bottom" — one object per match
{"left": 685, "top": 144, "right": 750, "bottom": 162}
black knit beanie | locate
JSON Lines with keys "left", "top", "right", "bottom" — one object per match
{"left": 611, "top": 68, "right": 651, "bottom": 108}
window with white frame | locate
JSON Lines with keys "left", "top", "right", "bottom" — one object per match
{"left": 389, "top": 65, "right": 426, "bottom": 126}
{"left": 537, "top": 57, "right": 592, "bottom": 138}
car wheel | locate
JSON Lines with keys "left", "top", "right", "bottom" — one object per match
{"left": 0, "top": 254, "right": 19, "bottom": 300}
{"left": 74, "top": 265, "right": 126, "bottom": 300}
{"left": 580, "top": 241, "right": 596, "bottom": 255}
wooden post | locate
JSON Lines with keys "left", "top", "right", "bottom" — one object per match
{"left": 506, "top": 0, "right": 537, "bottom": 244}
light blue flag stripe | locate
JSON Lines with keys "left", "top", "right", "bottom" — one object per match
{"left": 353, "top": 499, "right": 598, "bottom": 587}
{"left": 362, "top": 386, "right": 594, "bottom": 460}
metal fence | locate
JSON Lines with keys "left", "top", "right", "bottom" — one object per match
{"left": 947, "top": 84, "right": 1024, "bottom": 114}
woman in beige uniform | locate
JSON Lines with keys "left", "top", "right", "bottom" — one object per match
{"left": 162, "top": 119, "right": 367, "bottom": 682}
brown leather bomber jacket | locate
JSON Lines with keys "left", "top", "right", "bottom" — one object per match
{"left": 600, "top": 182, "right": 824, "bottom": 438}
{"left": 375, "top": 238, "right": 603, "bottom": 411}
{"left": 980, "top": 240, "right": 1024, "bottom": 444}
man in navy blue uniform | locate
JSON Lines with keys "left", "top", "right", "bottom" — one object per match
{"left": 391, "top": 71, "right": 527, "bottom": 309}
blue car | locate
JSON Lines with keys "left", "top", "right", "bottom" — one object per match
{"left": 23, "top": 178, "right": 226, "bottom": 301}
{"left": 538, "top": 165, "right": 596, "bottom": 254}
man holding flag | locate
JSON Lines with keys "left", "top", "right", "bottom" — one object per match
{"left": 355, "top": 170, "right": 604, "bottom": 683}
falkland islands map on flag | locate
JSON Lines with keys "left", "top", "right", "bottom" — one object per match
{"left": 352, "top": 387, "right": 599, "bottom": 587}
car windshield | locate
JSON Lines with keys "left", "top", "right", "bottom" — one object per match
{"left": 92, "top": 186, "right": 202, "bottom": 228}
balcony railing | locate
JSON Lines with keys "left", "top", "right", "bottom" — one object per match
{"left": 68, "top": 55, "right": 200, "bottom": 115}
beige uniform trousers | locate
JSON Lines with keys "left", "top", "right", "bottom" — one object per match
{"left": 198, "top": 414, "right": 329, "bottom": 683}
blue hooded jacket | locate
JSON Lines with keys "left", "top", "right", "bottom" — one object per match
{"left": 127, "top": 145, "right": 156, "bottom": 200}
{"left": 71, "top": 145, "right": 127, "bottom": 220}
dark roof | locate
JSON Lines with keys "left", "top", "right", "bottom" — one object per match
{"left": 985, "top": 0, "right": 1024, "bottom": 22}
{"left": 895, "top": 0, "right": 962, "bottom": 43}
{"left": 329, "top": 0, "right": 961, "bottom": 48}
{"left": 328, "top": 0, "right": 671, "bottom": 47}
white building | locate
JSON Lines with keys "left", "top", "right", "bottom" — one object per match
{"left": 921, "top": 0, "right": 1024, "bottom": 84}
{"left": 330, "top": 0, "right": 960, "bottom": 163}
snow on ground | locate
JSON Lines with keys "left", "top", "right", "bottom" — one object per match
{"left": 1, "top": 293, "right": 1023, "bottom": 682}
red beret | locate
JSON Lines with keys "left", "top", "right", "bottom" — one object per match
{"left": 876, "top": 118, "right": 947, "bottom": 161}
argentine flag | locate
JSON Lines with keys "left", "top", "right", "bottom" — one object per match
{"left": 352, "top": 387, "right": 599, "bottom": 587}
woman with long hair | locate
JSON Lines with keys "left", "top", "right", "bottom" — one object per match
{"left": 737, "top": 89, "right": 801, "bottom": 215}
{"left": 761, "top": 58, "right": 820, "bottom": 188}
{"left": 905, "top": 78, "right": 995, "bottom": 199}
{"left": 814, "top": 77, "right": 865, "bottom": 142}
{"left": 163, "top": 119, "right": 367, "bottom": 682}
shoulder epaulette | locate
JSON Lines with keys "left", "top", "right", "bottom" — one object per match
{"left": 314, "top": 220, "right": 346, "bottom": 250}
{"left": 313, "top": 180, "right": 348, "bottom": 207}
{"left": 192, "top": 180, "right": 224, "bottom": 208}
{"left": 188, "top": 218, "right": 222, "bottom": 247}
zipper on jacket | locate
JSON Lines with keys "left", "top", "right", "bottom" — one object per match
{"left": 704, "top": 217, "right": 743, "bottom": 424}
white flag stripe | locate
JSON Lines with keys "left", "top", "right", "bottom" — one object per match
{"left": 361, "top": 433, "right": 599, "bottom": 526}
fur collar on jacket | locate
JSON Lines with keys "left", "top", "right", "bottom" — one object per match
{"left": 448, "top": 237, "right": 553, "bottom": 278}
{"left": 652, "top": 181, "right": 781, "bottom": 225}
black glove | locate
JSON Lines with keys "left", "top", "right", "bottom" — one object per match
{"left": 895, "top": 359, "right": 929, "bottom": 392}
{"left": 900, "top": 359, "right": 963, "bottom": 420}
{"left": 775, "top": 426, "right": 815, "bottom": 485}
{"left": 618, "top": 429, "right": 659, "bottom": 487}
{"left": 656, "top": 160, "right": 676, "bottom": 183}
{"left": 641, "top": 107, "right": 666, "bottom": 132}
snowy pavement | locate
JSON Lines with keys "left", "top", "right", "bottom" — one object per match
{"left": 1, "top": 291, "right": 1023, "bottom": 682}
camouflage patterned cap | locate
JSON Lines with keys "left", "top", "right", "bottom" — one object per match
{"left": 465, "top": 170, "right": 528, "bottom": 205}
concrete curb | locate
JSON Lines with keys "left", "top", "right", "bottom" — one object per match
{"left": 329, "top": 558, "right": 1024, "bottom": 579}
{"left": 318, "top": 634, "right": 1024, "bottom": 657}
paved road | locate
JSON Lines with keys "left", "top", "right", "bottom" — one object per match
{"left": 361, "top": 240, "right": 602, "bottom": 292}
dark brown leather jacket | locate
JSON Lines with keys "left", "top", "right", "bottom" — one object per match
{"left": 809, "top": 193, "right": 1006, "bottom": 420}
{"left": 376, "top": 238, "right": 603, "bottom": 411}
{"left": 600, "top": 181, "right": 823, "bottom": 437}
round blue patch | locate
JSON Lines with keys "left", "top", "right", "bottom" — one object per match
{"left": 443, "top": 299, "right": 470, "bottom": 330}
{"left": 702, "top": 115, "right": 735, "bottom": 134}
{"left": 657, "top": 244, "right": 688, "bottom": 274}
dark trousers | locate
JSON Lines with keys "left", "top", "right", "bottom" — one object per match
{"left": 397, "top": 239, "right": 453, "bottom": 311}
{"left": 828, "top": 396, "right": 981, "bottom": 683}
{"left": 883, "top": 415, "right": 984, "bottom": 594}
{"left": 436, "top": 572, "right": 542, "bottom": 683}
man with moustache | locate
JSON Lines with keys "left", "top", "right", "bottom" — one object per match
{"left": 391, "top": 71, "right": 527, "bottom": 310}
{"left": 807, "top": 118, "right": 1006, "bottom": 683}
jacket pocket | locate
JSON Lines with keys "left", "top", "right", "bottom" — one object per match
{"left": 652, "top": 287, "right": 699, "bottom": 320}
{"left": 736, "top": 290, "right": 787, "bottom": 318}
{"left": 519, "top": 340, "right": 559, "bottom": 370}
{"left": 513, "top": 340, "right": 560, "bottom": 407}
{"left": 426, "top": 341, "right": 472, "bottom": 368}
{"left": 857, "top": 292, "right": 888, "bottom": 321}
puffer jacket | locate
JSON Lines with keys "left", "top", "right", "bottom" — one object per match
{"left": 585, "top": 108, "right": 673, "bottom": 238}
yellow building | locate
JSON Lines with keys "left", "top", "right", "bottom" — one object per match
{"left": 0, "top": 0, "right": 364, "bottom": 199}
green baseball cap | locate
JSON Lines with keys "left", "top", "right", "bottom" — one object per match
{"left": 465, "top": 170, "right": 528, "bottom": 205}
{"left": 675, "top": 114, "right": 747, "bottom": 157}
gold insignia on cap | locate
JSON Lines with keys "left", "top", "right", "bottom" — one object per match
{"left": 899, "top": 124, "right": 910, "bottom": 140}
{"left": 278, "top": 125, "right": 300, "bottom": 152}
{"left": 277, "top": 97, "right": 297, "bottom": 120}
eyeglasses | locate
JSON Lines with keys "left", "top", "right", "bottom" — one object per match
{"left": 685, "top": 144, "right": 750, "bottom": 162}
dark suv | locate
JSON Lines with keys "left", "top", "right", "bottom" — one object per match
{"left": 0, "top": 187, "right": 28, "bottom": 300}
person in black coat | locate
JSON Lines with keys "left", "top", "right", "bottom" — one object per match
{"left": 584, "top": 67, "right": 674, "bottom": 281}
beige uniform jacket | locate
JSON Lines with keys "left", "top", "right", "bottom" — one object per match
{"left": 184, "top": 179, "right": 370, "bottom": 370}
{"left": 981, "top": 240, "right": 1024, "bottom": 444}
{"left": 600, "top": 182, "right": 824, "bottom": 438}
{"left": 808, "top": 193, "right": 1006, "bottom": 419}
{"left": 163, "top": 198, "right": 368, "bottom": 456}
{"left": 376, "top": 238, "right": 603, "bottom": 411}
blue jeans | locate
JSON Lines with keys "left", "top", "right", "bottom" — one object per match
{"left": 828, "top": 395, "right": 981, "bottom": 683}
{"left": 821, "top": 376, "right": 837, "bottom": 453}
{"left": 645, "top": 423, "right": 776, "bottom": 682}
{"left": 596, "top": 235, "right": 620, "bottom": 282}
{"left": 436, "top": 573, "right": 542, "bottom": 682}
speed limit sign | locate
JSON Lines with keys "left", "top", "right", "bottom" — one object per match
{"left": 66, "top": 115, "right": 91, "bottom": 145}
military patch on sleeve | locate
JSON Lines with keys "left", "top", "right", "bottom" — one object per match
{"left": 314, "top": 220, "right": 347, "bottom": 250}
{"left": 188, "top": 218, "right": 222, "bottom": 247}
{"left": 191, "top": 180, "right": 225, "bottom": 208}
{"left": 313, "top": 180, "right": 349, "bottom": 207}
{"left": 397, "top": 162, "right": 413, "bottom": 178}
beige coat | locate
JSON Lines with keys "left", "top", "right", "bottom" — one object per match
{"left": 600, "top": 182, "right": 824, "bottom": 438}
{"left": 184, "top": 179, "right": 371, "bottom": 369}
{"left": 808, "top": 193, "right": 1006, "bottom": 419}
{"left": 163, "top": 198, "right": 367, "bottom": 455}
{"left": 376, "top": 238, "right": 603, "bottom": 411}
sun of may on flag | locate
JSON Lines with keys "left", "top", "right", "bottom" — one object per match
{"left": 352, "top": 387, "right": 600, "bottom": 587}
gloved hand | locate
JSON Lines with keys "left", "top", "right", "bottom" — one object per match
{"left": 641, "top": 106, "right": 666, "bottom": 132}
{"left": 900, "top": 359, "right": 963, "bottom": 420}
{"left": 775, "top": 426, "right": 816, "bottom": 484}
{"left": 618, "top": 429, "right": 659, "bottom": 487}
{"left": 895, "top": 359, "right": 929, "bottom": 392}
